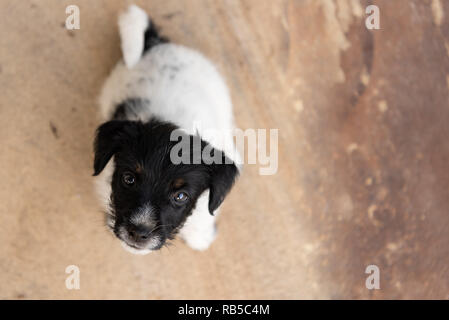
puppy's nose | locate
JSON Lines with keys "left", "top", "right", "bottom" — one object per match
{"left": 128, "top": 225, "right": 152, "bottom": 242}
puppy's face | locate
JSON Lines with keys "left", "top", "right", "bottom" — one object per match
{"left": 93, "top": 119, "right": 238, "bottom": 253}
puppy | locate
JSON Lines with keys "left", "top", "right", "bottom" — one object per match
{"left": 93, "top": 5, "right": 240, "bottom": 254}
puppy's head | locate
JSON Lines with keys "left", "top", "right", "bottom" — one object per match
{"left": 93, "top": 119, "right": 238, "bottom": 254}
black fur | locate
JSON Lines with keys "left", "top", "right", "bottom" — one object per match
{"left": 208, "top": 160, "right": 239, "bottom": 214}
{"left": 93, "top": 118, "right": 238, "bottom": 250}
{"left": 143, "top": 19, "right": 168, "bottom": 55}
{"left": 112, "top": 98, "right": 150, "bottom": 120}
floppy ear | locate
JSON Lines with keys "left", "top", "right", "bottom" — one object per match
{"left": 93, "top": 120, "right": 135, "bottom": 176}
{"left": 208, "top": 157, "right": 239, "bottom": 215}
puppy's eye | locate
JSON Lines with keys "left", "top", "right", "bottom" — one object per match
{"left": 122, "top": 172, "right": 135, "bottom": 186}
{"left": 174, "top": 191, "right": 189, "bottom": 203}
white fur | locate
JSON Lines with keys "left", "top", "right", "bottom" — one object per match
{"left": 98, "top": 44, "right": 238, "bottom": 160}
{"left": 129, "top": 203, "right": 157, "bottom": 227}
{"left": 178, "top": 190, "right": 218, "bottom": 251}
{"left": 120, "top": 240, "right": 157, "bottom": 255}
{"left": 95, "top": 5, "right": 239, "bottom": 253}
{"left": 118, "top": 5, "right": 149, "bottom": 69}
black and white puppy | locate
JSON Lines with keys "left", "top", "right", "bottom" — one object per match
{"left": 94, "top": 5, "right": 240, "bottom": 254}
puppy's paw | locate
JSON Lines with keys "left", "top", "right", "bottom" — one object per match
{"left": 182, "top": 226, "right": 217, "bottom": 251}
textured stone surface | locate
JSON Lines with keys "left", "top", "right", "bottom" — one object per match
{"left": 0, "top": 0, "right": 448, "bottom": 299}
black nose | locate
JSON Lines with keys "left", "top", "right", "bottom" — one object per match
{"left": 128, "top": 225, "right": 152, "bottom": 242}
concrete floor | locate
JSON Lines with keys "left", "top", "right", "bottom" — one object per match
{"left": 1, "top": 0, "right": 448, "bottom": 299}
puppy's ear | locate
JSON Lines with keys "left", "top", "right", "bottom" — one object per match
{"left": 93, "top": 120, "right": 136, "bottom": 176}
{"left": 208, "top": 156, "right": 239, "bottom": 215}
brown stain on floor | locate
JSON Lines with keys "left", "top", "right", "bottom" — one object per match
{"left": 0, "top": 0, "right": 448, "bottom": 299}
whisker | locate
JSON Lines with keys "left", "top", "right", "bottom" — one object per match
{"left": 148, "top": 223, "right": 175, "bottom": 235}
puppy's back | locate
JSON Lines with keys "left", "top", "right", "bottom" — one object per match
{"left": 99, "top": 5, "right": 238, "bottom": 162}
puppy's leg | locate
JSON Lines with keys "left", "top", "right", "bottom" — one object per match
{"left": 118, "top": 5, "right": 167, "bottom": 69}
{"left": 179, "top": 190, "right": 218, "bottom": 251}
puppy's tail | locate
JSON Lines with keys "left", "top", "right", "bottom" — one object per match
{"left": 118, "top": 5, "right": 168, "bottom": 69}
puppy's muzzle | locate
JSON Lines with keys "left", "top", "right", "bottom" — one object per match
{"left": 127, "top": 224, "right": 154, "bottom": 243}
{"left": 117, "top": 203, "right": 162, "bottom": 251}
